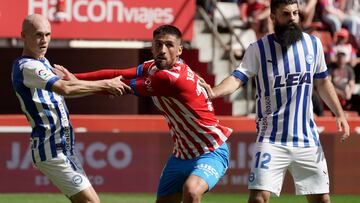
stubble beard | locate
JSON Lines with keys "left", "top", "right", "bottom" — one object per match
{"left": 155, "top": 59, "right": 169, "bottom": 70}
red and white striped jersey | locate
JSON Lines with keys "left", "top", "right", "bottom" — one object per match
{"left": 75, "top": 59, "right": 233, "bottom": 159}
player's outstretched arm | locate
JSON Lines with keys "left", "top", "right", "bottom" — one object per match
{"left": 52, "top": 76, "right": 132, "bottom": 97}
{"left": 199, "top": 75, "right": 244, "bottom": 99}
{"left": 74, "top": 67, "right": 138, "bottom": 80}
{"left": 314, "top": 77, "right": 350, "bottom": 142}
{"left": 52, "top": 64, "right": 133, "bottom": 97}
{"left": 212, "top": 75, "right": 244, "bottom": 99}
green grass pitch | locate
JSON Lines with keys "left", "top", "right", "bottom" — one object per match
{"left": 0, "top": 193, "right": 360, "bottom": 203}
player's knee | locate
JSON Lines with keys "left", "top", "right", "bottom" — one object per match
{"left": 248, "top": 190, "right": 270, "bottom": 203}
{"left": 71, "top": 199, "right": 99, "bottom": 203}
{"left": 91, "top": 196, "right": 100, "bottom": 203}
{"left": 182, "top": 192, "right": 202, "bottom": 203}
{"left": 183, "top": 186, "right": 202, "bottom": 199}
{"left": 87, "top": 199, "right": 100, "bottom": 203}
{"left": 320, "top": 196, "right": 331, "bottom": 203}
{"left": 248, "top": 196, "right": 269, "bottom": 203}
{"left": 70, "top": 193, "right": 100, "bottom": 203}
{"left": 182, "top": 184, "right": 203, "bottom": 202}
{"left": 248, "top": 196, "right": 267, "bottom": 203}
{"left": 80, "top": 199, "right": 99, "bottom": 203}
{"left": 71, "top": 198, "right": 100, "bottom": 203}
{"left": 307, "top": 194, "right": 330, "bottom": 203}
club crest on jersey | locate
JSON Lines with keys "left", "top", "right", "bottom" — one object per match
{"left": 305, "top": 54, "right": 314, "bottom": 65}
{"left": 144, "top": 77, "right": 154, "bottom": 92}
{"left": 273, "top": 72, "right": 311, "bottom": 88}
{"left": 249, "top": 172, "right": 255, "bottom": 182}
{"left": 72, "top": 175, "right": 83, "bottom": 185}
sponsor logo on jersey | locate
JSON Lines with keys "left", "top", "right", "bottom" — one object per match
{"left": 144, "top": 77, "right": 154, "bottom": 92}
{"left": 58, "top": 102, "right": 72, "bottom": 151}
{"left": 273, "top": 72, "right": 311, "bottom": 89}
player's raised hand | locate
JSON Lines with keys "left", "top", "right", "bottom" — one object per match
{"left": 53, "top": 64, "right": 78, "bottom": 81}
{"left": 106, "top": 76, "right": 132, "bottom": 96}
{"left": 198, "top": 76, "right": 215, "bottom": 99}
{"left": 336, "top": 116, "right": 350, "bottom": 142}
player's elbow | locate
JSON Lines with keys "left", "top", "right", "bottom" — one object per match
{"left": 52, "top": 80, "right": 75, "bottom": 96}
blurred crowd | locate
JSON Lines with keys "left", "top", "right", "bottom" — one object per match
{"left": 197, "top": 0, "right": 360, "bottom": 116}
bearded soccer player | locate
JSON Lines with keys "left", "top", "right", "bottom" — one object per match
{"left": 199, "top": 0, "right": 350, "bottom": 203}
{"left": 56, "top": 25, "right": 232, "bottom": 203}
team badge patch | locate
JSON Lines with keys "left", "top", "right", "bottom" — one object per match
{"left": 248, "top": 172, "right": 255, "bottom": 182}
{"left": 72, "top": 175, "right": 83, "bottom": 185}
{"left": 36, "top": 68, "right": 51, "bottom": 80}
{"left": 305, "top": 54, "right": 314, "bottom": 65}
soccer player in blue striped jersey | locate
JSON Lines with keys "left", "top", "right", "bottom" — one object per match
{"left": 201, "top": 0, "right": 350, "bottom": 202}
{"left": 12, "top": 14, "right": 131, "bottom": 203}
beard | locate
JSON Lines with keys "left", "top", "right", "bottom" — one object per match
{"left": 154, "top": 59, "right": 168, "bottom": 70}
{"left": 154, "top": 55, "right": 172, "bottom": 70}
{"left": 274, "top": 22, "right": 303, "bottom": 48}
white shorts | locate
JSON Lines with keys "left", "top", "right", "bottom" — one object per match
{"left": 35, "top": 153, "right": 92, "bottom": 197}
{"left": 248, "top": 142, "right": 330, "bottom": 196}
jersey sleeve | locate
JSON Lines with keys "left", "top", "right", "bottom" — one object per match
{"left": 232, "top": 43, "right": 259, "bottom": 85}
{"left": 74, "top": 66, "right": 138, "bottom": 80}
{"left": 22, "top": 61, "right": 60, "bottom": 91}
{"left": 127, "top": 71, "right": 178, "bottom": 97}
{"left": 313, "top": 36, "right": 328, "bottom": 79}
{"left": 74, "top": 63, "right": 152, "bottom": 80}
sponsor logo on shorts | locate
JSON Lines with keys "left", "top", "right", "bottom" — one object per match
{"left": 72, "top": 175, "right": 83, "bottom": 185}
{"left": 195, "top": 163, "right": 219, "bottom": 179}
{"left": 248, "top": 172, "right": 255, "bottom": 182}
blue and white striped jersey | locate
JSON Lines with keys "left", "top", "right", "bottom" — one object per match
{"left": 12, "top": 56, "right": 74, "bottom": 163}
{"left": 233, "top": 33, "right": 328, "bottom": 147}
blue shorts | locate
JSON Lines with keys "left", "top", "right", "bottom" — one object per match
{"left": 157, "top": 143, "right": 229, "bottom": 197}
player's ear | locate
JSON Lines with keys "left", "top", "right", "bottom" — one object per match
{"left": 177, "top": 44, "right": 183, "bottom": 57}
{"left": 270, "top": 13, "right": 275, "bottom": 23}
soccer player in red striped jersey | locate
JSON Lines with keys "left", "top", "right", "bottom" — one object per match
{"left": 55, "top": 25, "right": 232, "bottom": 203}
